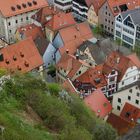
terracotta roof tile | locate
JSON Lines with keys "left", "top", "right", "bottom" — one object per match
{"left": 107, "top": 0, "right": 140, "bottom": 16}
{"left": 59, "top": 22, "right": 93, "bottom": 45}
{"left": 103, "top": 51, "right": 134, "bottom": 81}
{"left": 120, "top": 102, "right": 140, "bottom": 123}
{"left": 0, "top": 37, "right": 43, "bottom": 73}
{"left": 84, "top": 89, "right": 112, "bottom": 118}
{"left": 17, "top": 24, "right": 44, "bottom": 40}
{"left": 0, "top": 0, "right": 48, "bottom": 17}
{"left": 45, "top": 12, "right": 76, "bottom": 31}
{"left": 77, "top": 65, "right": 107, "bottom": 88}
{"left": 107, "top": 113, "right": 135, "bottom": 135}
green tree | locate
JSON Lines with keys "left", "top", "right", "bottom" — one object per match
{"left": 93, "top": 123, "right": 118, "bottom": 140}
{"left": 60, "top": 127, "right": 93, "bottom": 140}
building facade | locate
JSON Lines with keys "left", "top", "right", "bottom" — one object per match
{"left": 114, "top": 8, "right": 140, "bottom": 49}
{"left": 0, "top": 0, "right": 48, "bottom": 44}
{"left": 54, "top": 0, "right": 72, "bottom": 12}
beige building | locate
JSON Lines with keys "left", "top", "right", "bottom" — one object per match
{"left": 112, "top": 83, "right": 140, "bottom": 116}
{"left": 0, "top": 0, "right": 48, "bottom": 44}
{"left": 98, "top": 0, "right": 140, "bottom": 36}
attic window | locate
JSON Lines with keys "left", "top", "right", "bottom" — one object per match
{"left": 13, "top": 56, "right": 17, "bottom": 61}
{"left": 17, "top": 66, "right": 22, "bottom": 71}
{"left": 33, "top": 0, "right": 37, "bottom": 5}
{"left": 20, "top": 52, "right": 24, "bottom": 57}
{"left": 94, "top": 78, "right": 101, "bottom": 84}
{"left": 28, "top": 2, "right": 32, "bottom": 7}
{"left": 119, "top": 4, "right": 128, "bottom": 12}
{"left": 22, "top": 3, "right": 27, "bottom": 8}
{"left": 125, "top": 112, "right": 131, "bottom": 118}
{"left": 113, "top": 6, "right": 119, "bottom": 13}
{"left": 5, "top": 59, "right": 10, "bottom": 64}
{"left": 24, "top": 61, "right": 29, "bottom": 67}
{"left": 11, "top": 6, "right": 16, "bottom": 11}
{"left": 17, "top": 5, "right": 21, "bottom": 10}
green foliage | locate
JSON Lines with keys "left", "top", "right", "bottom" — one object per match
{"left": 93, "top": 123, "right": 118, "bottom": 140}
{"left": 47, "top": 83, "right": 61, "bottom": 96}
{"left": 60, "top": 127, "right": 93, "bottom": 140}
{"left": 0, "top": 68, "right": 7, "bottom": 77}
{"left": 92, "top": 25, "right": 104, "bottom": 36}
{"left": 0, "top": 73, "right": 118, "bottom": 140}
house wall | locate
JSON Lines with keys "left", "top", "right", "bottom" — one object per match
{"left": 112, "top": 85, "right": 140, "bottom": 116}
{"left": 87, "top": 5, "right": 98, "bottom": 26}
{"left": 45, "top": 27, "right": 54, "bottom": 42}
{"left": 53, "top": 33, "right": 64, "bottom": 48}
{"left": 98, "top": 1, "right": 115, "bottom": 36}
{"left": 114, "top": 14, "right": 137, "bottom": 49}
{"left": 0, "top": 10, "right": 37, "bottom": 44}
{"left": 43, "top": 43, "right": 56, "bottom": 68}
{"left": 118, "top": 66, "right": 140, "bottom": 90}
{"left": 54, "top": 0, "right": 72, "bottom": 11}
{"left": 72, "top": 64, "right": 89, "bottom": 81}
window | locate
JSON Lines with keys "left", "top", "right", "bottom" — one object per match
{"left": 129, "top": 89, "right": 132, "bottom": 93}
{"left": 21, "top": 18, "right": 23, "bottom": 22}
{"left": 134, "top": 76, "right": 136, "bottom": 80}
{"left": 105, "top": 18, "right": 107, "bottom": 22}
{"left": 118, "top": 98, "right": 121, "bottom": 103}
{"left": 116, "top": 31, "right": 121, "bottom": 37}
{"left": 112, "top": 22, "right": 114, "bottom": 25}
{"left": 136, "top": 100, "right": 139, "bottom": 105}
{"left": 117, "top": 106, "right": 120, "bottom": 110}
{"left": 26, "top": 16, "right": 29, "bottom": 20}
{"left": 105, "top": 12, "right": 107, "bottom": 15}
{"left": 8, "top": 22, "right": 11, "bottom": 26}
{"left": 128, "top": 96, "right": 131, "bottom": 100}
{"left": 122, "top": 35, "right": 133, "bottom": 44}
{"left": 122, "top": 81, "right": 124, "bottom": 85}
{"left": 78, "top": 71, "right": 81, "bottom": 74}
{"left": 9, "top": 30, "right": 11, "bottom": 33}
{"left": 137, "top": 92, "right": 140, "bottom": 97}
{"left": 15, "top": 20, "right": 18, "bottom": 24}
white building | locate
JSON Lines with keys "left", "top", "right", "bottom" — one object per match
{"left": 0, "top": 0, "right": 48, "bottom": 44}
{"left": 114, "top": 8, "right": 140, "bottom": 49}
{"left": 54, "top": 0, "right": 72, "bottom": 12}
{"left": 112, "top": 82, "right": 140, "bottom": 116}
{"left": 72, "top": 0, "right": 89, "bottom": 21}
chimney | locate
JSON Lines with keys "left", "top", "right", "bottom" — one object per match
{"left": 116, "top": 57, "right": 120, "bottom": 64}
{"left": 0, "top": 53, "right": 4, "bottom": 61}
{"left": 66, "top": 49, "right": 69, "bottom": 54}
{"left": 76, "top": 54, "right": 79, "bottom": 60}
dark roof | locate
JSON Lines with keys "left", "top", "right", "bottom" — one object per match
{"left": 78, "top": 39, "right": 117, "bottom": 64}
{"left": 121, "top": 7, "right": 140, "bottom": 25}
{"left": 107, "top": 113, "right": 135, "bottom": 135}
{"left": 120, "top": 125, "right": 140, "bottom": 140}
{"left": 34, "top": 36, "right": 49, "bottom": 56}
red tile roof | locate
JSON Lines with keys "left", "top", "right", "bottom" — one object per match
{"left": 84, "top": 89, "right": 112, "bottom": 118}
{"left": 127, "top": 53, "right": 140, "bottom": 68}
{"left": 56, "top": 53, "right": 89, "bottom": 79}
{"left": 45, "top": 12, "right": 76, "bottom": 31}
{"left": 63, "top": 79, "right": 77, "bottom": 94}
{"left": 59, "top": 22, "right": 93, "bottom": 46}
{"left": 77, "top": 65, "right": 107, "bottom": 88}
{"left": 32, "top": 6, "right": 59, "bottom": 26}
{"left": 107, "top": 0, "right": 140, "bottom": 16}
{"left": 0, "top": 0, "right": 48, "bottom": 17}
{"left": 0, "top": 37, "right": 43, "bottom": 73}
{"left": 17, "top": 24, "right": 44, "bottom": 40}
{"left": 91, "top": 0, "right": 106, "bottom": 15}
{"left": 120, "top": 102, "right": 140, "bottom": 123}
{"left": 107, "top": 113, "right": 135, "bottom": 135}
{"left": 103, "top": 51, "right": 135, "bottom": 81}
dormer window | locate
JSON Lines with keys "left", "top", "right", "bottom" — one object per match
{"left": 17, "top": 65, "right": 22, "bottom": 71}
{"left": 24, "top": 61, "right": 29, "bottom": 67}
{"left": 5, "top": 59, "right": 10, "bottom": 64}
{"left": 20, "top": 52, "right": 24, "bottom": 57}
{"left": 13, "top": 56, "right": 17, "bottom": 61}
